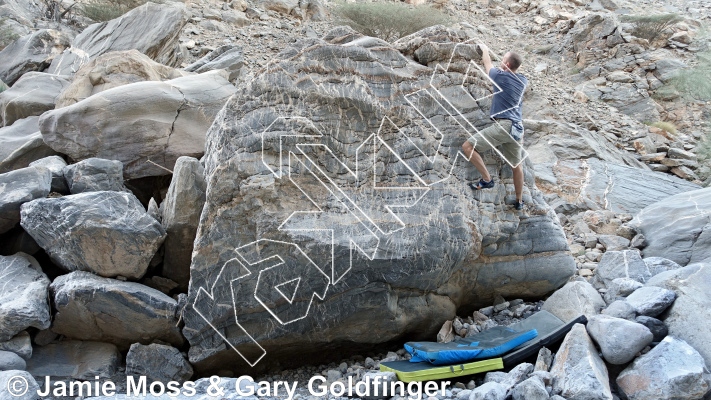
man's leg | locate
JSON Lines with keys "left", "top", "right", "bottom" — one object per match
{"left": 512, "top": 164, "right": 524, "bottom": 203}
{"left": 462, "top": 141, "right": 492, "bottom": 182}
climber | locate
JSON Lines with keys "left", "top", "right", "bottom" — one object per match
{"left": 462, "top": 43, "right": 528, "bottom": 210}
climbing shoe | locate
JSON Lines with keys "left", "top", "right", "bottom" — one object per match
{"left": 469, "top": 178, "right": 495, "bottom": 191}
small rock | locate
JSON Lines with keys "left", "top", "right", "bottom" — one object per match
{"left": 0, "top": 370, "right": 40, "bottom": 400}
{"left": 598, "top": 235, "right": 630, "bottom": 251}
{"left": 604, "top": 277, "right": 643, "bottom": 304}
{"left": 643, "top": 257, "right": 681, "bottom": 276}
{"left": 0, "top": 350, "right": 26, "bottom": 371}
{"left": 586, "top": 315, "right": 653, "bottom": 364}
{"left": 469, "top": 381, "right": 507, "bottom": 400}
{"left": 511, "top": 376, "right": 548, "bottom": 400}
{"left": 635, "top": 316, "right": 667, "bottom": 342}
{"left": 28, "top": 156, "right": 68, "bottom": 193}
{"left": 602, "top": 300, "right": 636, "bottom": 320}
{"left": 541, "top": 281, "right": 605, "bottom": 322}
{"left": 534, "top": 347, "right": 553, "bottom": 372}
{"left": 625, "top": 286, "right": 676, "bottom": 317}
{"left": 0, "top": 332, "right": 31, "bottom": 360}
{"left": 437, "top": 320, "right": 454, "bottom": 343}
{"left": 63, "top": 158, "right": 125, "bottom": 194}
{"left": 126, "top": 343, "right": 193, "bottom": 383}
{"left": 550, "top": 324, "right": 612, "bottom": 400}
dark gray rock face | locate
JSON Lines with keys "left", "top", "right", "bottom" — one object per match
{"left": 24, "top": 341, "right": 120, "bottom": 379}
{"left": 39, "top": 71, "right": 237, "bottom": 179}
{"left": 184, "top": 44, "right": 244, "bottom": 81}
{"left": 0, "top": 29, "right": 71, "bottom": 85}
{"left": 635, "top": 316, "right": 667, "bottom": 342}
{"left": 617, "top": 336, "right": 710, "bottom": 400}
{"left": 126, "top": 343, "right": 193, "bottom": 383}
{"left": 63, "top": 157, "right": 125, "bottom": 194}
{"left": 630, "top": 187, "right": 711, "bottom": 266}
{"left": 49, "top": 271, "right": 183, "bottom": 349}
{"left": 0, "top": 117, "right": 58, "bottom": 174}
{"left": 160, "top": 156, "right": 206, "bottom": 289}
{"left": 0, "top": 72, "right": 70, "bottom": 127}
{"left": 20, "top": 191, "right": 165, "bottom": 279}
{"left": 183, "top": 27, "right": 575, "bottom": 373}
{"left": 0, "top": 166, "right": 51, "bottom": 234}
{"left": 47, "top": 2, "right": 188, "bottom": 76}
{"left": 0, "top": 254, "right": 51, "bottom": 342}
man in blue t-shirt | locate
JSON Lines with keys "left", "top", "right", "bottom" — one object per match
{"left": 462, "top": 43, "right": 529, "bottom": 210}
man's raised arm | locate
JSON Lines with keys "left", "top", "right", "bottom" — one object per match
{"left": 479, "top": 43, "right": 494, "bottom": 74}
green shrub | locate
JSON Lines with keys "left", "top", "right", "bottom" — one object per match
{"left": 334, "top": 1, "right": 452, "bottom": 43}
{"left": 621, "top": 13, "right": 683, "bottom": 43}
{"left": 0, "top": 18, "right": 19, "bottom": 50}
{"left": 649, "top": 121, "right": 678, "bottom": 135}
{"left": 670, "top": 51, "right": 711, "bottom": 101}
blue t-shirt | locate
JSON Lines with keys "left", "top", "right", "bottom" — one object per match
{"left": 489, "top": 68, "right": 528, "bottom": 122}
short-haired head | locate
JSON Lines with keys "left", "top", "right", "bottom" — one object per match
{"left": 502, "top": 51, "right": 523, "bottom": 72}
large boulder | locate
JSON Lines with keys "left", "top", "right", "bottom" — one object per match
{"left": 617, "top": 336, "right": 710, "bottom": 400}
{"left": 0, "top": 166, "right": 51, "bottom": 234}
{"left": 47, "top": 2, "right": 188, "bottom": 76}
{"left": 0, "top": 29, "right": 71, "bottom": 85}
{"left": 160, "top": 156, "right": 206, "bottom": 289}
{"left": 20, "top": 191, "right": 165, "bottom": 279}
{"left": 0, "top": 254, "right": 51, "bottom": 342}
{"left": 182, "top": 26, "right": 575, "bottom": 374}
{"left": 0, "top": 72, "right": 70, "bottom": 127}
{"left": 550, "top": 323, "right": 612, "bottom": 400}
{"left": 0, "top": 116, "right": 58, "bottom": 174}
{"left": 629, "top": 187, "right": 711, "bottom": 266}
{"left": 55, "top": 49, "right": 189, "bottom": 108}
{"left": 24, "top": 341, "right": 120, "bottom": 380}
{"left": 541, "top": 281, "right": 605, "bottom": 322}
{"left": 662, "top": 262, "right": 711, "bottom": 369}
{"left": 49, "top": 271, "right": 183, "bottom": 349}
{"left": 39, "top": 70, "right": 237, "bottom": 179}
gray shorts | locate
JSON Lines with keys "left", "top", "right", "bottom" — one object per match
{"left": 466, "top": 119, "right": 524, "bottom": 167}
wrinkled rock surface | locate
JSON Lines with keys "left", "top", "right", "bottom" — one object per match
{"left": 183, "top": 26, "right": 575, "bottom": 373}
